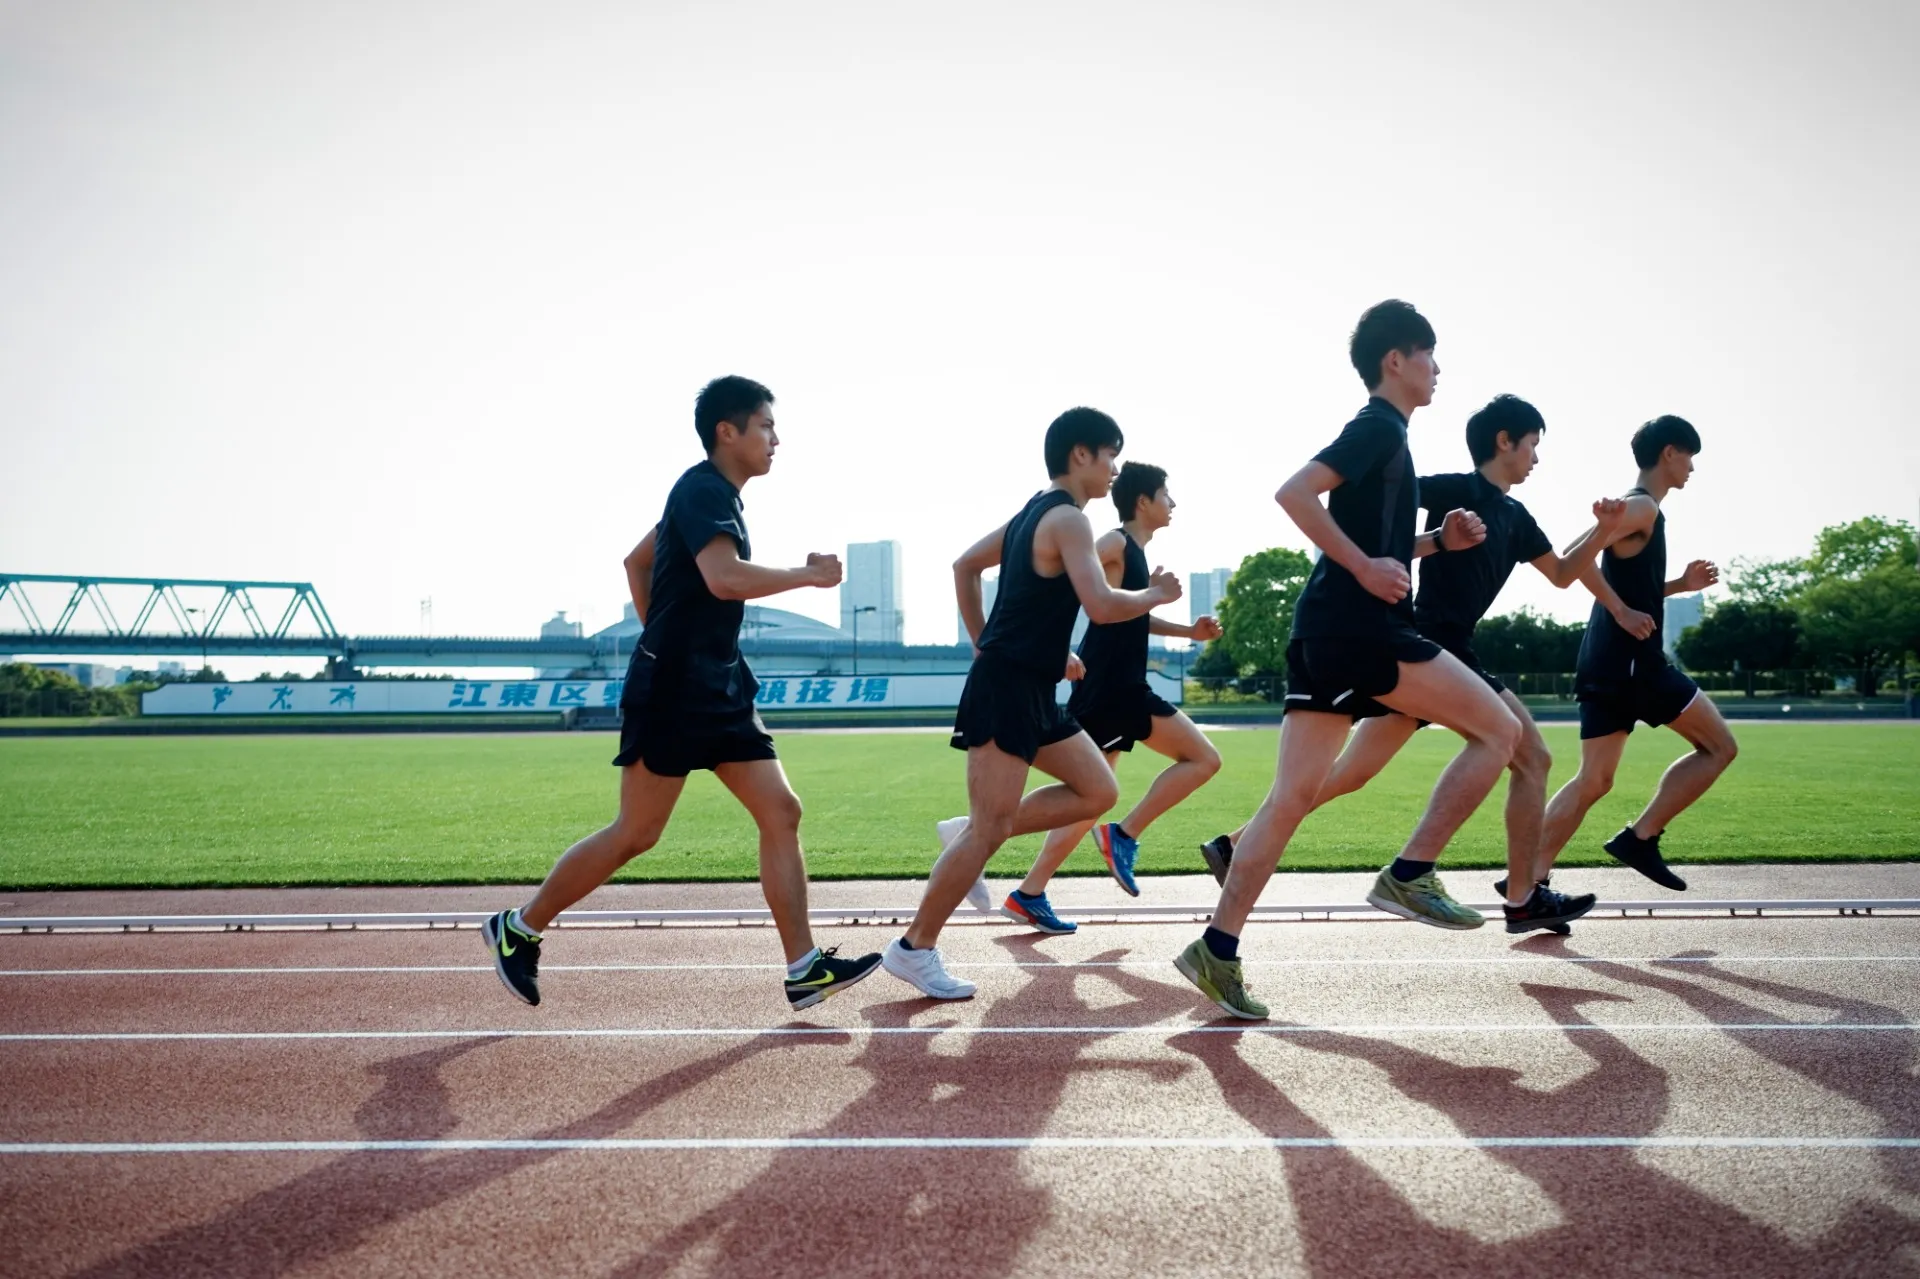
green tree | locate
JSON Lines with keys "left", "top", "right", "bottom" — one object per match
{"left": 1217, "top": 547, "right": 1313, "bottom": 677}
{"left": 1675, "top": 600, "right": 1803, "bottom": 672}
{"left": 1727, "top": 556, "right": 1810, "bottom": 605}
{"left": 1808, "top": 516, "right": 1918, "bottom": 581}
{"left": 1795, "top": 564, "right": 1920, "bottom": 694}
{"left": 1188, "top": 640, "right": 1238, "bottom": 679}
{"left": 1470, "top": 608, "right": 1585, "bottom": 672}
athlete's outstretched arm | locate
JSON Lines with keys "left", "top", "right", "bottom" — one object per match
{"left": 1150, "top": 614, "right": 1222, "bottom": 640}
{"left": 695, "top": 536, "right": 841, "bottom": 602}
{"left": 1054, "top": 508, "right": 1179, "bottom": 624}
{"left": 624, "top": 529, "right": 657, "bottom": 623}
{"left": 1530, "top": 497, "right": 1629, "bottom": 589}
{"left": 1277, "top": 462, "right": 1408, "bottom": 604}
{"left": 953, "top": 522, "right": 1009, "bottom": 649}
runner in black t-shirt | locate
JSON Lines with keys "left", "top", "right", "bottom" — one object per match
{"left": 1199, "top": 394, "right": 1627, "bottom": 934}
{"left": 1175, "top": 300, "right": 1535, "bottom": 1021}
{"left": 953, "top": 461, "right": 1225, "bottom": 935}
{"left": 882, "top": 408, "right": 1182, "bottom": 999}
{"left": 481, "top": 376, "right": 882, "bottom": 1012}
{"left": 1536, "top": 415, "right": 1736, "bottom": 892}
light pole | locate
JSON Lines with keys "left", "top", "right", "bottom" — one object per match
{"left": 850, "top": 605, "right": 877, "bottom": 676}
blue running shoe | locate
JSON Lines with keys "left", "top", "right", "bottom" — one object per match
{"left": 1000, "top": 890, "right": 1078, "bottom": 934}
{"left": 1093, "top": 822, "right": 1141, "bottom": 897}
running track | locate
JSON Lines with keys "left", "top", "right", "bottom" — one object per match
{"left": 4, "top": 873, "right": 1919, "bottom": 1277}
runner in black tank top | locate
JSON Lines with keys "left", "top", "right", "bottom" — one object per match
{"left": 1540, "top": 416, "right": 1736, "bottom": 898}
{"left": 994, "top": 465, "right": 1224, "bottom": 928}
{"left": 884, "top": 410, "right": 1179, "bottom": 1001}
{"left": 974, "top": 489, "right": 1082, "bottom": 678}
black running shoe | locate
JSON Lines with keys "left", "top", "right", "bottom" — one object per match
{"left": 482, "top": 909, "right": 542, "bottom": 1006}
{"left": 1603, "top": 827, "right": 1688, "bottom": 891}
{"left": 1200, "top": 835, "right": 1234, "bottom": 887}
{"left": 785, "top": 946, "right": 884, "bottom": 1010}
{"left": 1492, "top": 872, "right": 1550, "bottom": 899}
{"left": 1504, "top": 885, "right": 1597, "bottom": 935}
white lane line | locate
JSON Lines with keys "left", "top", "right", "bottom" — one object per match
{"left": 5, "top": 956, "right": 1918, "bottom": 977}
{"left": 0, "top": 1023, "right": 1911, "bottom": 1043}
{"left": 1, "top": 1136, "right": 1915, "bottom": 1155}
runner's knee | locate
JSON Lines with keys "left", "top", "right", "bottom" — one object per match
{"left": 972, "top": 811, "right": 1017, "bottom": 849}
{"left": 1511, "top": 737, "right": 1552, "bottom": 782}
{"left": 1478, "top": 707, "right": 1522, "bottom": 760}
{"left": 1579, "top": 767, "right": 1616, "bottom": 804}
{"left": 759, "top": 788, "right": 804, "bottom": 833}
{"left": 1084, "top": 770, "right": 1121, "bottom": 813}
{"left": 611, "top": 819, "right": 666, "bottom": 863}
{"left": 1191, "top": 743, "right": 1223, "bottom": 777}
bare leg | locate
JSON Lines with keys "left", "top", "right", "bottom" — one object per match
{"left": 908, "top": 733, "right": 1117, "bottom": 949}
{"left": 1311, "top": 713, "right": 1419, "bottom": 810}
{"left": 714, "top": 758, "right": 816, "bottom": 965}
{"left": 1019, "top": 750, "right": 1121, "bottom": 896}
{"left": 1497, "top": 690, "right": 1551, "bottom": 906}
{"left": 1538, "top": 732, "right": 1629, "bottom": 877}
{"left": 1375, "top": 653, "right": 1521, "bottom": 863}
{"left": 520, "top": 763, "right": 686, "bottom": 933}
{"left": 1632, "top": 694, "right": 1739, "bottom": 837}
{"left": 1212, "top": 711, "right": 1350, "bottom": 936}
{"left": 1221, "top": 713, "right": 1415, "bottom": 845}
{"left": 1115, "top": 712, "right": 1222, "bottom": 835}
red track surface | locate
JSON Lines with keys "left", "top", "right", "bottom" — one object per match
{"left": 5, "top": 899, "right": 1920, "bottom": 1277}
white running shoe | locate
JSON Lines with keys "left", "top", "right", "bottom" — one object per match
{"left": 881, "top": 938, "right": 977, "bottom": 999}
{"left": 937, "top": 816, "right": 993, "bottom": 912}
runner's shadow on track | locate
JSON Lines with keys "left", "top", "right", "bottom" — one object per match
{"left": 73, "top": 1027, "right": 851, "bottom": 1278}
{"left": 1571, "top": 945, "right": 1920, "bottom": 1196}
{"left": 606, "top": 934, "right": 1192, "bottom": 1279}
{"left": 1172, "top": 981, "right": 1920, "bottom": 1277}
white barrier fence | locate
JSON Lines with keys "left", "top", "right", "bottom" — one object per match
{"left": 142, "top": 672, "right": 1184, "bottom": 715}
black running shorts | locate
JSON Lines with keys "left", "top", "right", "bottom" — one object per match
{"left": 951, "top": 653, "right": 1084, "bottom": 763}
{"left": 1069, "top": 681, "right": 1179, "bottom": 754}
{"left": 612, "top": 705, "right": 777, "bottom": 777}
{"left": 1421, "top": 622, "right": 1505, "bottom": 695}
{"left": 1284, "top": 628, "right": 1442, "bottom": 720}
{"left": 1576, "top": 658, "right": 1700, "bottom": 739}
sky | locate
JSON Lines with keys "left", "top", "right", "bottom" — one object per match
{"left": 4, "top": 0, "right": 1917, "bottom": 670}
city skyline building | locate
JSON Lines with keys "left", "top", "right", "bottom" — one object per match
{"left": 1188, "top": 567, "right": 1233, "bottom": 625}
{"left": 843, "top": 540, "right": 905, "bottom": 646}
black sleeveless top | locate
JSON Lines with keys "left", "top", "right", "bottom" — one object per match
{"left": 1579, "top": 486, "right": 1666, "bottom": 675}
{"left": 1074, "top": 529, "right": 1150, "bottom": 697}
{"left": 977, "top": 489, "right": 1082, "bottom": 679}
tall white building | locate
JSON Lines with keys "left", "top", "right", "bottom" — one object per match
{"left": 957, "top": 573, "right": 998, "bottom": 645}
{"left": 844, "top": 540, "right": 905, "bottom": 645}
{"left": 1664, "top": 593, "right": 1705, "bottom": 658}
{"left": 1188, "top": 568, "right": 1233, "bottom": 624}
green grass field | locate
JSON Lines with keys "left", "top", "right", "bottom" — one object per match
{"left": 0, "top": 724, "right": 1915, "bottom": 889}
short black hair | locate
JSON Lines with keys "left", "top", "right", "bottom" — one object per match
{"left": 694, "top": 375, "right": 774, "bottom": 452}
{"left": 1630, "top": 415, "right": 1701, "bottom": 469}
{"left": 1112, "top": 461, "right": 1168, "bottom": 522}
{"left": 1466, "top": 395, "right": 1546, "bottom": 465}
{"left": 1043, "top": 407, "right": 1123, "bottom": 477}
{"left": 1349, "top": 299, "right": 1436, "bottom": 390}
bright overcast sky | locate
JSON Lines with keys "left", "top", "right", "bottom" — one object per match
{"left": 4, "top": 0, "right": 1917, "bottom": 659}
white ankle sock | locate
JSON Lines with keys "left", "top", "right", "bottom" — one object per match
{"left": 507, "top": 908, "right": 542, "bottom": 940}
{"left": 787, "top": 947, "right": 821, "bottom": 977}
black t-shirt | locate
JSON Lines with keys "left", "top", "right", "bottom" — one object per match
{"left": 1291, "top": 398, "right": 1418, "bottom": 640}
{"left": 1579, "top": 487, "right": 1668, "bottom": 677}
{"left": 624, "top": 460, "right": 757, "bottom": 720}
{"left": 1074, "top": 529, "right": 1150, "bottom": 698}
{"left": 1413, "top": 470, "right": 1553, "bottom": 633}
{"left": 976, "top": 489, "right": 1082, "bottom": 680}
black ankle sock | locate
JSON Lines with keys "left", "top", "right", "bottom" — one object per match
{"left": 1010, "top": 888, "right": 1041, "bottom": 902}
{"left": 898, "top": 937, "right": 919, "bottom": 951}
{"left": 1389, "top": 857, "right": 1434, "bottom": 883}
{"left": 1114, "top": 823, "right": 1134, "bottom": 841}
{"left": 1202, "top": 926, "right": 1239, "bottom": 961}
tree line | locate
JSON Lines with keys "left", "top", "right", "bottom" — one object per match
{"left": 1188, "top": 516, "right": 1919, "bottom": 694}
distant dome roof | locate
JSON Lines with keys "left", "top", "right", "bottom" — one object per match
{"left": 592, "top": 604, "right": 848, "bottom": 643}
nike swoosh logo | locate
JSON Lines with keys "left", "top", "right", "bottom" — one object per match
{"left": 499, "top": 936, "right": 517, "bottom": 958}
{"left": 789, "top": 972, "right": 836, "bottom": 988}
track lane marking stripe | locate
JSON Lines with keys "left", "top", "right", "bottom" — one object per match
{"left": 0, "top": 1136, "right": 1915, "bottom": 1154}
{"left": 4, "top": 956, "right": 1918, "bottom": 977}
{"left": 0, "top": 1023, "right": 1911, "bottom": 1042}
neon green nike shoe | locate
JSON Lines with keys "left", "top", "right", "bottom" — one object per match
{"left": 1174, "top": 938, "right": 1267, "bottom": 1020}
{"left": 1366, "top": 866, "right": 1485, "bottom": 930}
{"left": 785, "top": 946, "right": 884, "bottom": 1010}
